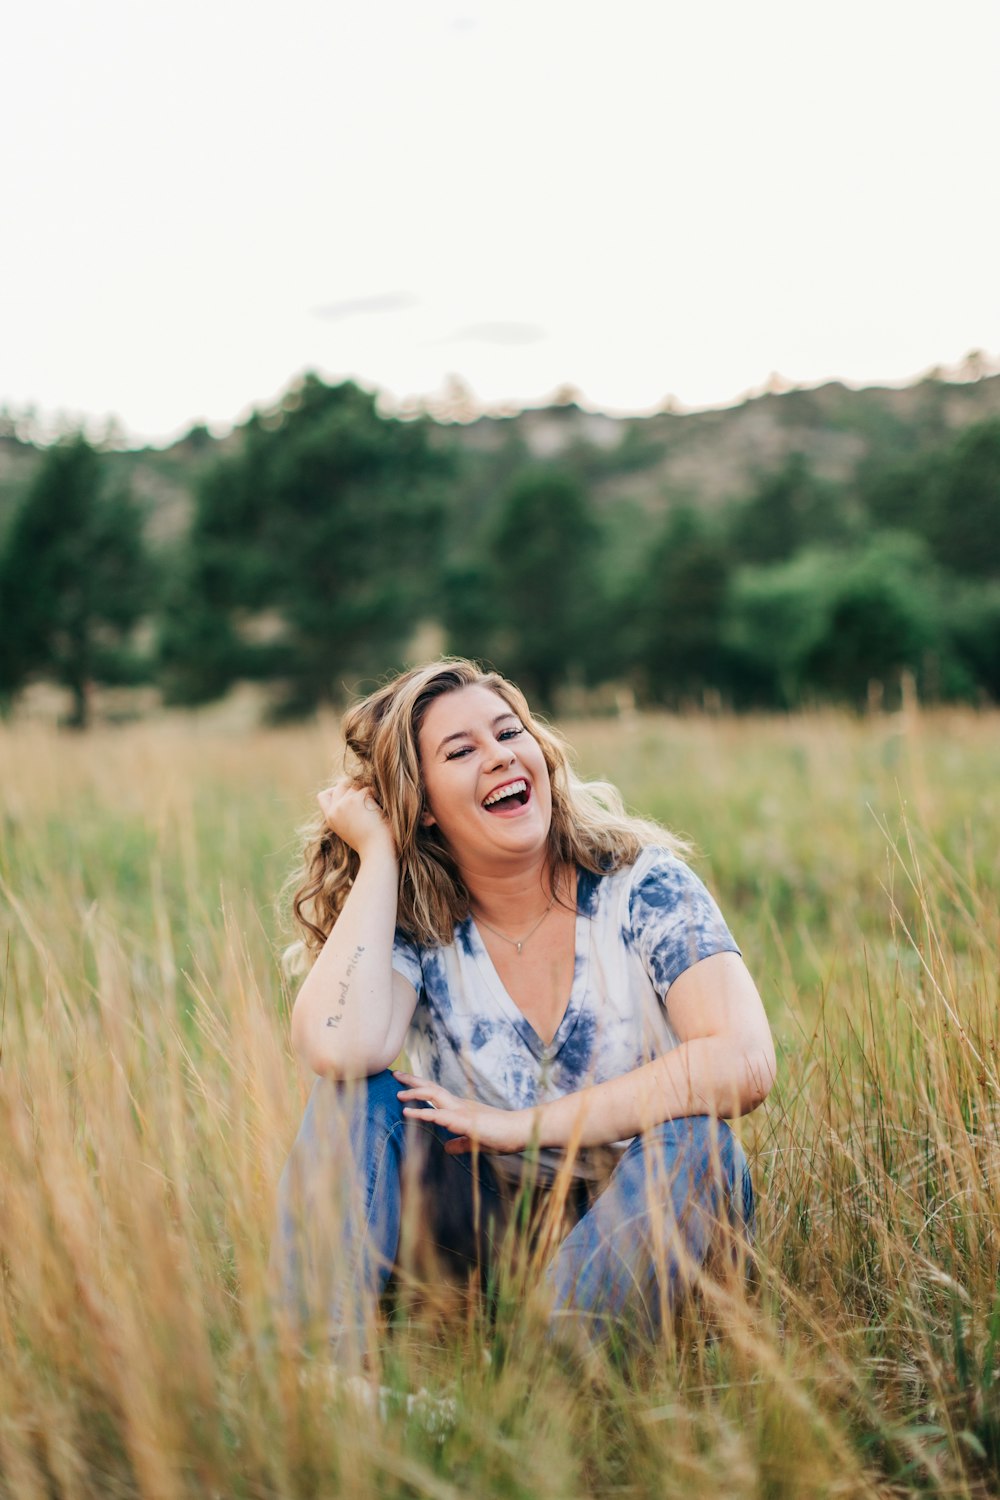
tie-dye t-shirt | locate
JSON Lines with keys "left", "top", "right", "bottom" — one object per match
{"left": 391, "top": 846, "right": 740, "bottom": 1181}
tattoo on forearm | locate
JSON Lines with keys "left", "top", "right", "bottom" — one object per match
{"left": 326, "top": 944, "right": 365, "bottom": 1028}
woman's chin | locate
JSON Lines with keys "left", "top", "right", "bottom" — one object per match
{"left": 489, "top": 821, "right": 551, "bottom": 858}
{"left": 466, "top": 807, "right": 550, "bottom": 854}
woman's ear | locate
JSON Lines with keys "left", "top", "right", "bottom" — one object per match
{"left": 420, "top": 807, "right": 436, "bottom": 828}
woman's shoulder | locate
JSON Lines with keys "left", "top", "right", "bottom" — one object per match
{"left": 617, "top": 843, "right": 730, "bottom": 929}
{"left": 622, "top": 842, "right": 737, "bottom": 956}
{"left": 573, "top": 845, "right": 691, "bottom": 923}
{"left": 597, "top": 843, "right": 690, "bottom": 890}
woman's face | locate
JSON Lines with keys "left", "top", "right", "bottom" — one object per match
{"left": 417, "top": 684, "right": 552, "bottom": 869}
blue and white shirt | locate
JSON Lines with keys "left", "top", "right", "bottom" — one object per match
{"left": 391, "top": 846, "right": 740, "bottom": 1180}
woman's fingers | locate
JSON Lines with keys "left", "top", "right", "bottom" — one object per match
{"left": 397, "top": 1076, "right": 462, "bottom": 1125}
{"left": 401, "top": 1105, "right": 471, "bottom": 1142}
{"left": 394, "top": 1073, "right": 480, "bottom": 1147}
{"left": 393, "top": 1072, "right": 444, "bottom": 1100}
{"left": 316, "top": 776, "right": 356, "bottom": 818}
{"left": 317, "top": 778, "right": 394, "bottom": 852}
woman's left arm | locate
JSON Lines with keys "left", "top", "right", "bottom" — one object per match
{"left": 395, "top": 951, "right": 776, "bottom": 1154}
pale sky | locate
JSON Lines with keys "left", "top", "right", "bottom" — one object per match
{"left": 4, "top": 0, "right": 999, "bottom": 443}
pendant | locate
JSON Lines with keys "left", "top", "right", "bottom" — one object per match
{"left": 515, "top": 941, "right": 523, "bottom": 955}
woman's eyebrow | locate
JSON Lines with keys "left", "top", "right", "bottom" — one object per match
{"left": 436, "top": 713, "right": 519, "bottom": 756}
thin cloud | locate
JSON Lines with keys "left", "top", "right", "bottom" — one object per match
{"left": 313, "top": 292, "right": 417, "bottom": 321}
{"left": 437, "top": 322, "right": 546, "bottom": 347}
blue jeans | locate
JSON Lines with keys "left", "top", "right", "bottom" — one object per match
{"left": 270, "top": 1070, "right": 754, "bottom": 1355}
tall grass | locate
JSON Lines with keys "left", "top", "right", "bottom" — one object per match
{"left": 1, "top": 708, "right": 997, "bottom": 1499}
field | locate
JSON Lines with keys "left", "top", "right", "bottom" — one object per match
{"left": 1, "top": 706, "right": 998, "bottom": 1500}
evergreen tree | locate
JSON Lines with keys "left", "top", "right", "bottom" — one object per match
{"left": 439, "top": 558, "right": 500, "bottom": 670}
{"left": 0, "top": 434, "right": 148, "bottom": 727}
{"left": 159, "top": 376, "right": 447, "bottom": 712}
{"left": 483, "top": 468, "right": 601, "bottom": 708}
{"left": 730, "top": 453, "right": 848, "bottom": 564}
{"left": 861, "top": 420, "right": 1000, "bottom": 581}
{"left": 634, "top": 507, "right": 733, "bottom": 704}
{"left": 927, "top": 419, "right": 1000, "bottom": 578}
{"left": 860, "top": 453, "right": 938, "bottom": 536}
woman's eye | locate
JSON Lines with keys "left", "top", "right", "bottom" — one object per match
{"left": 445, "top": 726, "right": 522, "bottom": 760}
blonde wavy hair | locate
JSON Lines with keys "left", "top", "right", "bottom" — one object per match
{"left": 289, "top": 658, "right": 686, "bottom": 961}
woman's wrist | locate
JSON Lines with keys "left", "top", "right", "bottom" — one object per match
{"left": 527, "top": 1098, "right": 565, "bottom": 1151}
{"left": 529, "top": 1091, "right": 603, "bottom": 1151}
{"left": 356, "top": 834, "right": 399, "bottom": 869}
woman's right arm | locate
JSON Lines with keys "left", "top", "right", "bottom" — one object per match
{"left": 290, "top": 780, "right": 419, "bottom": 1079}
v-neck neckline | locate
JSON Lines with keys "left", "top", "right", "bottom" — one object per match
{"left": 464, "top": 870, "right": 592, "bottom": 1062}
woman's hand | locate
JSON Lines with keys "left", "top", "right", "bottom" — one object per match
{"left": 394, "top": 1072, "right": 531, "bottom": 1155}
{"left": 318, "top": 777, "right": 396, "bottom": 861}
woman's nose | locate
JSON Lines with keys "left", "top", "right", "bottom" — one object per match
{"left": 487, "top": 747, "right": 516, "bottom": 771}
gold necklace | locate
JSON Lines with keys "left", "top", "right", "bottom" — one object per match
{"left": 473, "top": 889, "right": 558, "bottom": 955}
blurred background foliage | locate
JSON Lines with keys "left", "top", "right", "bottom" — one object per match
{"left": 1, "top": 367, "right": 999, "bottom": 724}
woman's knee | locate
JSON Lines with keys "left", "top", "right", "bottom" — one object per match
{"left": 296, "top": 1067, "right": 404, "bottom": 1148}
{"left": 644, "top": 1114, "right": 738, "bottom": 1166}
{"left": 276, "top": 1070, "right": 407, "bottom": 1225}
{"left": 632, "top": 1116, "right": 751, "bottom": 1220}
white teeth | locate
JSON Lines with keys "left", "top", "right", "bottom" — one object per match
{"left": 483, "top": 779, "right": 527, "bottom": 807}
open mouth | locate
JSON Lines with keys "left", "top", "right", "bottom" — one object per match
{"left": 482, "top": 778, "right": 530, "bottom": 813}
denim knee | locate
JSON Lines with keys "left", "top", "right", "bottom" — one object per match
{"left": 290, "top": 1068, "right": 402, "bottom": 1154}
{"left": 334, "top": 1066, "right": 405, "bottom": 1125}
{"left": 630, "top": 1115, "right": 753, "bottom": 1232}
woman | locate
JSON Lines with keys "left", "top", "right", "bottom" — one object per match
{"left": 271, "top": 659, "right": 775, "bottom": 1360}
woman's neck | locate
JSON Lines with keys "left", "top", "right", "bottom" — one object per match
{"left": 458, "top": 858, "right": 551, "bottom": 912}
{"left": 461, "top": 853, "right": 565, "bottom": 928}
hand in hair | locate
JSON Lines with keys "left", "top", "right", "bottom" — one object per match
{"left": 318, "top": 778, "right": 396, "bottom": 861}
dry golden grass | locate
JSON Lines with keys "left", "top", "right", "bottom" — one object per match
{"left": 1, "top": 706, "right": 998, "bottom": 1499}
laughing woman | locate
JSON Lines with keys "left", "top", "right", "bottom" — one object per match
{"left": 271, "top": 659, "right": 775, "bottom": 1359}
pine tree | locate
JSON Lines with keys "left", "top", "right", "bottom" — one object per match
{"left": 159, "top": 377, "right": 447, "bottom": 713}
{"left": 484, "top": 469, "right": 601, "bottom": 708}
{"left": 0, "top": 434, "right": 148, "bottom": 726}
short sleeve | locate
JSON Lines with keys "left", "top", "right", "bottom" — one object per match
{"left": 627, "top": 847, "right": 740, "bottom": 997}
{"left": 391, "top": 928, "right": 422, "bottom": 994}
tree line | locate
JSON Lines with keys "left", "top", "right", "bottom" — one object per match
{"left": 1, "top": 374, "right": 998, "bottom": 725}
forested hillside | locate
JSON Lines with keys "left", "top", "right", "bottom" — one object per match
{"left": 2, "top": 366, "right": 999, "bottom": 722}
